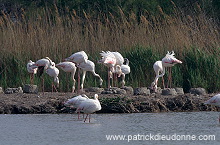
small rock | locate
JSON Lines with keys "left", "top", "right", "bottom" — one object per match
{"left": 0, "top": 87, "right": 3, "bottom": 93}
{"left": 121, "top": 86, "right": 134, "bottom": 94}
{"left": 85, "top": 87, "right": 104, "bottom": 93}
{"left": 175, "top": 88, "right": 184, "bottom": 95}
{"left": 101, "top": 87, "right": 126, "bottom": 94}
{"left": 162, "top": 88, "right": 177, "bottom": 96}
{"left": 23, "top": 84, "right": 38, "bottom": 94}
{"left": 5, "top": 87, "right": 23, "bottom": 94}
{"left": 189, "top": 88, "right": 206, "bottom": 95}
{"left": 134, "top": 87, "right": 150, "bottom": 96}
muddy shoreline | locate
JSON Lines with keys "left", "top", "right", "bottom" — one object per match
{"left": 0, "top": 87, "right": 217, "bottom": 114}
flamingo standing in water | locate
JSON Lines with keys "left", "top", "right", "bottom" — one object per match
{"left": 76, "top": 94, "right": 101, "bottom": 123}
{"left": 64, "top": 94, "right": 89, "bottom": 119}
{"left": 65, "top": 51, "right": 88, "bottom": 92}
{"left": 151, "top": 51, "right": 182, "bottom": 92}
{"left": 27, "top": 60, "right": 38, "bottom": 84}
{"left": 56, "top": 62, "right": 76, "bottom": 93}
{"left": 204, "top": 94, "right": 220, "bottom": 122}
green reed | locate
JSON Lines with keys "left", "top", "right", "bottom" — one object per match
{"left": 0, "top": 4, "right": 220, "bottom": 93}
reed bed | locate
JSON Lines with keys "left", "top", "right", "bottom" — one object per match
{"left": 0, "top": 3, "right": 220, "bottom": 93}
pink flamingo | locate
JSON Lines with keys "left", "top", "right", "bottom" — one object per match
{"left": 151, "top": 51, "right": 182, "bottom": 92}
{"left": 162, "top": 51, "right": 182, "bottom": 88}
{"left": 98, "top": 51, "right": 117, "bottom": 88}
{"left": 98, "top": 51, "right": 125, "bottom": 88}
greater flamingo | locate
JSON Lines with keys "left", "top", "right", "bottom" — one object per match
{"left": 151, "top": 51, "right": 182, "bottom": 92}
{"left": 31, "top": 57, "right": 51, "bottom": 92}
{"left": 113, "top": 58, "right": 130, "bottom": 87}
{"left": 78, "top": 60, "right": 103, "bottom": 91}
{"left": 120, "top": 58, "right": 130, "bottom": 87}
{"left": 65, "top": 51, "right": 88, "bottom": 92}
{"left": 56, "top": 62, "right": 76, "bottom": 93}
{"left": 204, "top": 94, "right": 220, "bottom": 122}
{"left": 64, "top": 94, "right": 89, "bottom": 119}
{"left": 98, "top": 51, "right": 125, "bottom": 88}
{"left": 46, "top": 57, "right": 59, "bottom": 92}
{"left": 161, "top": 51, "right": 182, "bottom": 88}
{"left": 98, "top": 51, "right": 117, "bottom": 88}
{"left": 27, "top": 60, "right": 38, "bottom": 84}
{"left": 151, "top": 61, "right": 165, "bottom": 92}
{"left": 76, "top": 94, "right": 101, "bottom": 123}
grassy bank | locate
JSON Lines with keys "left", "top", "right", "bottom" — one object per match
{"left": 0, "top": 3, "right": 220, "bottom": 93}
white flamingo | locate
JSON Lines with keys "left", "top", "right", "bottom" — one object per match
{"left": 56, "top": 62, "right": 77, "bottom": 93}
{"left": 46, "top": 58, "right": 59, "bottom": 92}
{"left": 113, "top": 58, "right": 130, "bottom": 87}
{"left": 151, "top": 51, "right": 182, "bottom": 92}
{"left": 98, "top": 51, "right": 117, "bottom": 88}
{"left": 151, "top": 61, "right": 165, "bottom": 92}
{"left": 65, "top": 51, "right": 88, "bottom": 92}
{"left": 98, "top": 51, "right": 125, "bottom": 88}
{"left": 204, "top": 94, "right": 220, "bottom": 122}
{"left": 76, "top": 94, "right": 101, "bottom": 123}
{"left": 27, "top": 60, "right": 38, "bottom": 84}
{"left": 161, "top": 51, "right": 182, "bottom": 88}
{"left": 64, "top": 94, "right": 89, "bottom": 119}
{"left": 31, "top": 57, "right": 51, "bottom": 92}
{"left": 78, "top": 60, "right": 103, "bottom": 91}
{"left": 111, "top": 52, "right": 125, "bottom": 86}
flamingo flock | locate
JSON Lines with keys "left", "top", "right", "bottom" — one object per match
{"left": 27, "top": 50, "right": 184, "bottom": 94}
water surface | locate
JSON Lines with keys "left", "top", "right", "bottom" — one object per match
{"left": 0, "top": 112, "right": 219, "bottom": 145}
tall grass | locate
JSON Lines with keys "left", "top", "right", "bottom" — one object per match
{"left": 0, "top": 3, "right": 220, "bottom": 93}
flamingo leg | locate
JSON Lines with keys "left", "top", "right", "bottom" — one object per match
{"left": 52, "top": 83, "right": 58, "bottom": 92}
{"left": 30, "top": 73, "right": 34, "bottom": 85}
{"left": 80, "top": 70, "right": 86, "bottom": 92}
{"left": 162, "top": 76, "right": 165, "bottom": 89}
{"left": 219, "top": 113, "right": 220, "bottom": 123}
{"left": 84, "top": 114, "right": 89, "bottom": 122}
{"left": 42, "top": 76, "right": 44, "bottom": 94}
{"left": 167, "top": 67, "right": 172, "bottom": 88}
{"left": 52, "top": 83, "right": 53, "bottom": 93}
{"left": 121, "top": 73, "right": 125, "bottom": 87}
{"left": 77, "top": 67, "right": 81, "bottom": 93}
{"left": 114, "top": 73, "right": 118, "bottom": 87}
{"left": 78, "top": 112, "right": 80, "bottom": 120}
{"left": 111, "top": 73, "right": 113, "bottom": 88}
{"left": 108, "top": 68, "right": 110, "bottom": 88}
{"left": 89, "top": 114, "right": 91, "bottom": 123}
{"left": 170, "top": 68, "right": 172, "bottom": 88}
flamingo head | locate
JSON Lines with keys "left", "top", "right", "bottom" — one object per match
{"left": 94, "top": 94, "right": 99, "bottom": 99}
{"left": 150, "top": 82, "right": 157, "bottom": 92}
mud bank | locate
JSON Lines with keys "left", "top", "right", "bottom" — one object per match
{"left": 0, "top": 88, "right": 217, "bottom": 114}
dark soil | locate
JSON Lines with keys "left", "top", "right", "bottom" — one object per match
{"left": 0, "top": 91, "right": 217, "bottom": 114}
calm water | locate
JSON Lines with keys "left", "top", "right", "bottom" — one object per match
{"left": 0, "top": 112, "right": 219, "bottom": 145}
